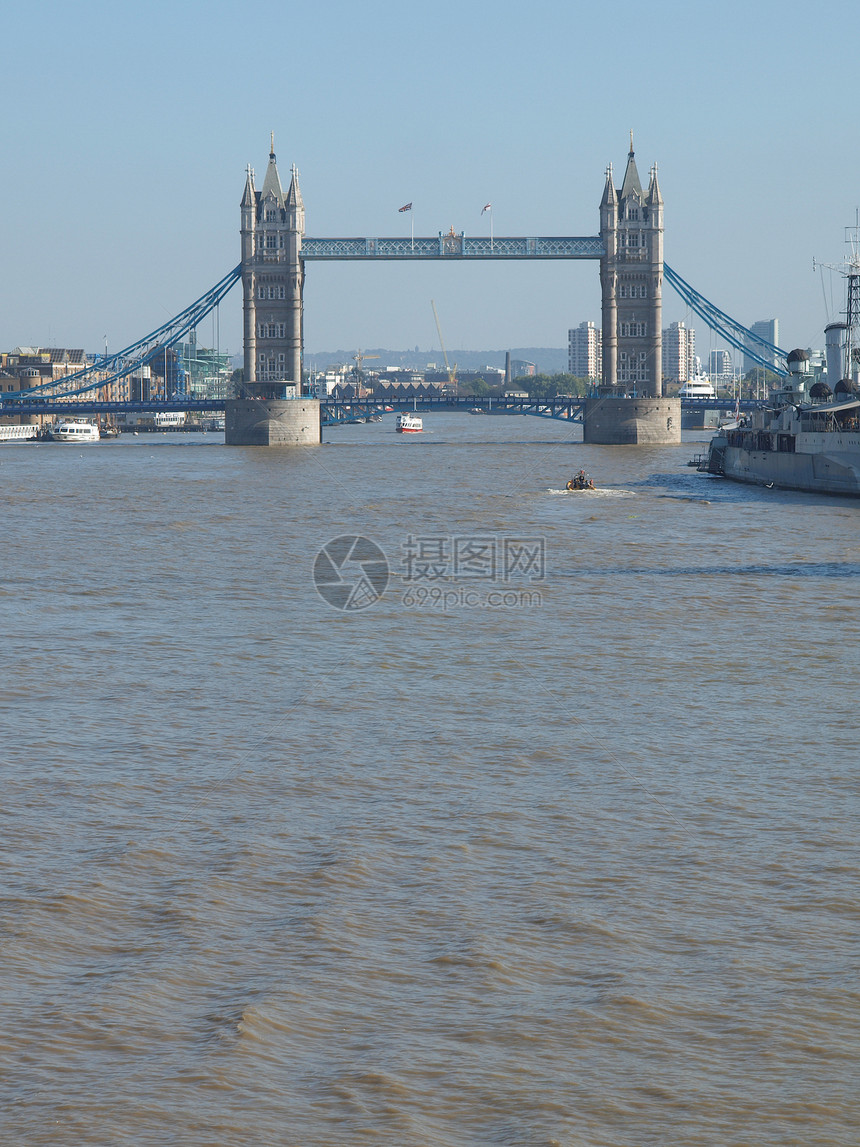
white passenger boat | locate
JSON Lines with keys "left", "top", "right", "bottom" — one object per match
{"left": 396, "top": 413, "right": 423, "bottom": 433}
{"left": 49, "top": 419, "right": 100, "bottom": 442}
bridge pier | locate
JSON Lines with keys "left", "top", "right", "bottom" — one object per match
{"left": 582, "top": 395, "right": 680, "bottom": 445}
{"left": 225, "top": 395, "right": 320, "bottom": 446}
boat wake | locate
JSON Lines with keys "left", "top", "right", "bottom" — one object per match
{"left": 547, "top": 487, "right": 636, "bottom": 498}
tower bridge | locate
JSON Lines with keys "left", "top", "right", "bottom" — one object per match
{"left": 2, "top": 137, "right": 787, "bottom": 445}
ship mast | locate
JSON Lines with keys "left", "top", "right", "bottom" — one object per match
{"left": 846, "top": 212, "right": 860, "bottom": 378}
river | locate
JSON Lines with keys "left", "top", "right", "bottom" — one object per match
{"left": 1, "top": 415, "right": 857, "bottom": 1145}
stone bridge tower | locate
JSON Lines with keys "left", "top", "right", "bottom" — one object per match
{"left": 240, "top": 137, "right": 304, "bottom": 393}
{"left": 227, "top": 138, "right": 319, "bottom": 445}
{"left": 584, "top": 137, "right": 679, "bottom": 444}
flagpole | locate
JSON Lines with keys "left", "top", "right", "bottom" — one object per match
{"left": 483, "top": 203, "right": 493, "bottom": 252}
{"left": 411, "top": 211, "right": 414, "bottom": 253}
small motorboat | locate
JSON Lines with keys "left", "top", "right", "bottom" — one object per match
{"left": 566, "top": 472, "right": 596, "bottom": 491}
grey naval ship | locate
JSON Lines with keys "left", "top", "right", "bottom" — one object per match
{"left": 703, "top": 236, "right": 860, "bottom": 496}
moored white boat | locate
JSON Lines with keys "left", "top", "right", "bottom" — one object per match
{"left": 0, "top": 424, "right": 39, "bottom": 442}
{"left": 49, "top": 419, "right": 100, "bottom": 442}
{"left": 680, "top": 371, "right": 723, "bottom": 430}
{"left": 396, "top": 413, "right": 423, "bottom": 433}
{"left": 679, "top": 372, "right": 717, "bottom": 400}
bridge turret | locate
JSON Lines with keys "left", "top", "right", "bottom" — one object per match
{"left": 285, "top": 164, "right": 305, "bottom": 388}
{"left": 286, "top": 164, "right": 305, "bottom": 236}
{"left": 240, "top": 165, "right": 258, "bottom": 388}
{"left": 645, "top": 164, "right": 664, "bottom": 398}
{"left": 600, "top": 167, "right": 618, "bottom": 391}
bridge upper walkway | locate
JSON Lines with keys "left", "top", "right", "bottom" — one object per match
{"left": 300, "top": 235, "right": 605, "bottom": 260}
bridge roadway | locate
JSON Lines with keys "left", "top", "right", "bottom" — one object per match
{"left": 2, "top": 394, "right": 761, "bottom": 426}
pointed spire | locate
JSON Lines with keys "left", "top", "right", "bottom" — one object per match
{"left": 647, "top": 162, "right": 663, "bottom": 206}
{"left": 600, "top": 164, "right": 617, "bottom": 208}
{"left": 260, "top": 141, "right": 285, "bottom": 208}
{"left": 241, "top": 163, "right": 256, "bottom": 208}
{"left": 270, "top": 130, "right": 275, "bottom": 159}
{"left": 286, "top": 163, "right": 305, "bottom": 235}
{"left": 620, "top": 137, "right": 642, "bottom": 201}
{"left": 286, "top": 163, "right": 304, "bottom": 211}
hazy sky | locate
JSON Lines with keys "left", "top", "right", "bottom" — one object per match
{"left": 3, "top": 0, "right": 859, "bottom": 363}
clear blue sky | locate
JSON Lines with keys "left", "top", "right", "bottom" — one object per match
{"left": 3, "top": 0, "right": 859, "bottom": 364}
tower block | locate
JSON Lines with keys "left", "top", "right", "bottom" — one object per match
{"left": 584, "top": 139, "right": 680, "bottom": 445}
{"left": 227, "top": 138, "right": 320, "bottom": 446}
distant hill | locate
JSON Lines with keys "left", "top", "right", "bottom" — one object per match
{"left": 302, "top": 347, "right": 569, "bottom": 375}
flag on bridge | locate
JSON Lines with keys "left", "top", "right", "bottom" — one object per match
{"left": 399, "top": 202, "right": 412, "bottom": 212}
{"left": 482, "top": 203, "right": 492, "bottom": 214}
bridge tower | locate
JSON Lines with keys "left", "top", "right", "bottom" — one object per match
{"left": 585, "top": 137, "right": 679, "bottom": 444}
{"left": 240, "top": 137, "right": 304, "bottom": 392}
{"left": 228, "top": 138, "right": 319, "bottom": 445}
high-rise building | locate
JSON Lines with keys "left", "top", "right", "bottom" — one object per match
{"left": 662, "top": 321, "right": 695, "bottom": 384}
{"left": 744, "top": 320, "right": 780, "bottom": 372}
{"left": 568, "top": 321, "right": 602, "bottom": 379}
{"left": 707, "top": 348, "right": 733, "bottom": 382}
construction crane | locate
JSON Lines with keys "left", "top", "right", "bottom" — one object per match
{"left": 352, "top": 349, "right": 379, "bottom": 393}
{"left": 431, "top": 300, "right": 457, "bottom": 393}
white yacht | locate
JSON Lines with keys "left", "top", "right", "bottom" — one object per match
{"left": 678, "top": 373, "right": 717, "bottom": 400}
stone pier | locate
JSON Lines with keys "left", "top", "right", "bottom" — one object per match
{"left": 225, "top": 397, "right": 320, "bottom": 446}
{"left": 582, "top": 396, "right": 680, "bottom": 445}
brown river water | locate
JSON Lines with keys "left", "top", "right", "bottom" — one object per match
{"left": 1, "top": 415, "right": 858, "bottom": 1145}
